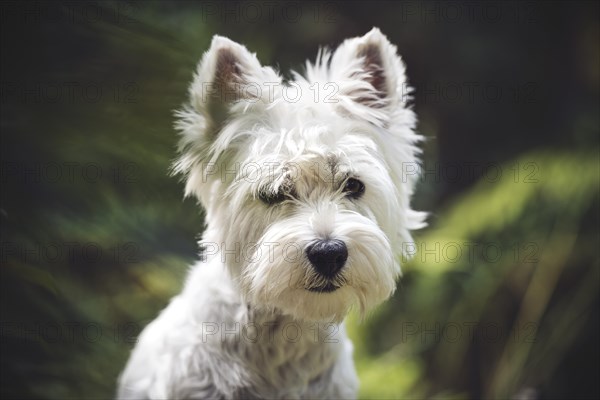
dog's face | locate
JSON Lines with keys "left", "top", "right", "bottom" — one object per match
{"left": 174, "top": 28, "right": 426, "bottom": 322}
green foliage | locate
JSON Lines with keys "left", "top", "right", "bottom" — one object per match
{"left": 349, "top": 151, "right": 599, "bottom": 399}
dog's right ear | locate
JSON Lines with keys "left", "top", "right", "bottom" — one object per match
{"left": 188, "top": 36, "right": 264, "bottom": 137}
{"left": 173, "top": 36, "right": 265, "bottom": 198}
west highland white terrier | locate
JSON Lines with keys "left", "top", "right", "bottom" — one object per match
{"left": 118, "top": 27, "right": 426, "bottom": 399}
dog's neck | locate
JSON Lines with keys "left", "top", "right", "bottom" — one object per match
{"left": 187, "top": 235, "right": 349, "bottom": 396}
{"left": 243, "top": 303, "right": 344, "bottom": 349}
{"left": 232, "top": 303, "right": 346, "bottom": 396}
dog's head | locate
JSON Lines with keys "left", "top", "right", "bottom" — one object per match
{"left": 174, "top": 28, "right": 426, "bottom": 322}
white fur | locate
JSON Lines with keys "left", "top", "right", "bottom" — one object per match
{"left": 118, "top": 28, "right": 425, "bottom": 399}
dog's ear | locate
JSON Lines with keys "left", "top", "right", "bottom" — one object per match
{"left": 330, "top": 28, "right": 409, "bottom": 121}
{"left": 188, "top": 35, "right": 264, "bottom": 136}
{"left": 173, "top": 36, "right": 266, "bottom": 198}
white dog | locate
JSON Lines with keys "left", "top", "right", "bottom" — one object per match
{"left": 117, "top": 28, "right": 425, "bottom": 399}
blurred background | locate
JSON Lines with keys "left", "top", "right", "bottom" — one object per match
{"left": 1, "top": 1, "right": 598, "bottom": 399}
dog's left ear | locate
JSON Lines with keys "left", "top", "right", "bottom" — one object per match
{"left": 330, "top": 28, "right": 409, "bottom": 121}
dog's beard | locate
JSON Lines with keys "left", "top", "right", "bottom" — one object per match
{"left": 236, "top": 209, "right": 399, "bottom": 323}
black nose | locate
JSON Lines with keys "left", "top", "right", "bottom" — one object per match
{"left": 306, "top": 239, "right": 348, "bottom": 278}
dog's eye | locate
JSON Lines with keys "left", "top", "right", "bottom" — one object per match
{"left": 343, "top": 178, "right": 365, "bottom": 198}
{"left": 258, "top": 189, "right": 287, "bottom": 205}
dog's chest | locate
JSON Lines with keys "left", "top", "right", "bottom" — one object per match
{"left": 221, "top": 319, "right": 342, "bottom": 398}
